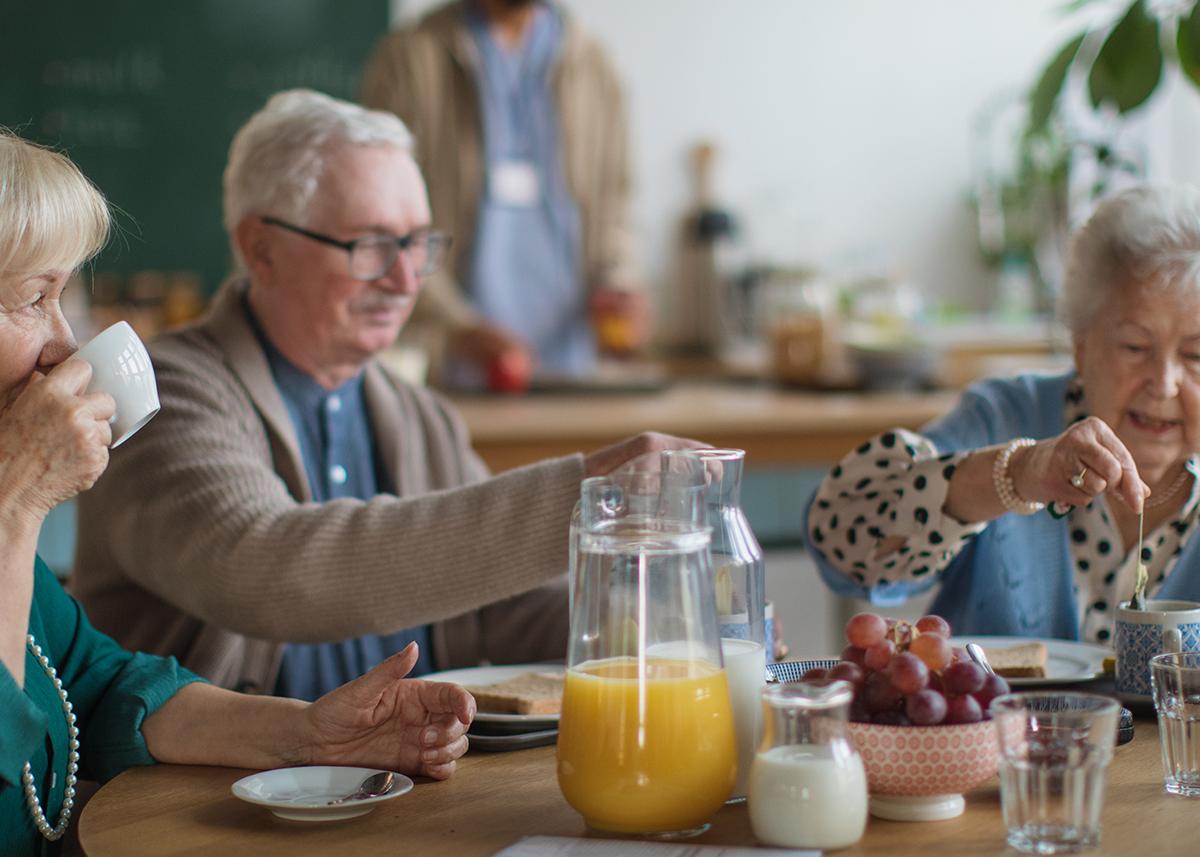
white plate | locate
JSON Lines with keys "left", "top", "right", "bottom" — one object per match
{"left": 952, "top": 636, "right": 1109, "bottom": 686}
{"left": 424, "top": 663, "right": 563, "bottom": 726}
{"left": 231, "top": 766, "right": 413, "bottom": 822}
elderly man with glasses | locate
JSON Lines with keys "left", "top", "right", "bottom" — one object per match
{"left": 72, "top": 90, "right": 696, "bottom": 699}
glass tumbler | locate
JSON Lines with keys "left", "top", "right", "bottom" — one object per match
{"left": 1150, "top": 652, "right": 1200, "bottom": 796}
{"left": 557, "top": 452, "right": 736, "bottom": 838}
{"left": 990, "top": 693, "right": 1119, "bottom": 854}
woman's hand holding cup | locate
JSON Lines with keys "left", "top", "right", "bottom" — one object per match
{"left": 0, "top": 358, "right": 115, "bottom": 524}
{"left": 1009, "top": 416, "right": 1149, "bottom": 512}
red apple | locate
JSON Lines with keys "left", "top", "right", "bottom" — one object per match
{"left": 487, "top": 349, "right": 532, "bottom": 394}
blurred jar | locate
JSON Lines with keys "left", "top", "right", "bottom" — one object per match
{"left": 762, "top": 268, "right": 841, "bottom": 386}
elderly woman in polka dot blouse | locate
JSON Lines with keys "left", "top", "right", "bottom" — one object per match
{"left": 805, "top": 185, "right": 1200, "bottom": 646}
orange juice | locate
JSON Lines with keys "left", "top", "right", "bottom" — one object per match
{"left": 556, "top": 657, "right": 736, "bottom": 834}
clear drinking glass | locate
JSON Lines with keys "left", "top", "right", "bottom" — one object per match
{"left": 748, "top": 682, "right": 868, "bottom": 850}
{"left": 682, "top": 447, "right": 766, "bottom": 802}
{"left": 991, "top": 693, "right": 1120, "bottom": 854}
{"left": 557, "top": 451, "right": 736, "bottom": 838}
{"left": 1150, "top": 652, "right": 1200, "bottom": 796}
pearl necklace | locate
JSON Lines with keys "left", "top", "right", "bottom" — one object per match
{"left": 1145, "top": 464, "right": 1194, "bottom": 511}
{"left": 21, "top": 633, "right": 79, "bottom": 841}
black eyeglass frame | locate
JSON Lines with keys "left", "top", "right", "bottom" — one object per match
{"left": 261, "top": 216, "right": 452, "bottom": 280}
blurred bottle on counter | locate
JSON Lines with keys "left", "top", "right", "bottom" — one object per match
{"left": 993, "top": 252, "right": 1037, "bottom": 321}
{"left": 663, "top": 141, "right": 744, "bottom": 357}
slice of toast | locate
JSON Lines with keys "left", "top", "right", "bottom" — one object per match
{"left": 465, "top": 671, "right": 565, "bottom": 715}
{"left": 981, "top": 642, "right": 1048, "bottom": 679}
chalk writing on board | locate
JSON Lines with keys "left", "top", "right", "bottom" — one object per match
{"left": 41, "top": 50, "right": 165, "bottom": 95}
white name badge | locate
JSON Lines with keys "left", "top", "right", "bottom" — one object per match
{"left": 489, "top": 159, "right": 541, "bottom": 206}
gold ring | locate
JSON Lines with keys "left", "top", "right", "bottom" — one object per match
{"left": 1070, "top": 468, "right": 1087, "bottom": 490}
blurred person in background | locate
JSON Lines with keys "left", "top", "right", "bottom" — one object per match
{"left": 73, "top": 90, "right": 698, "bottom": 701}
{"left": 0, "top": 128, "right": 473, "bottom": 856}
{"left": 361, "top": 0, "right": 648, "bottom": 389}
{"left": 805, "top": 186, "right": 1200, "bottom": 646}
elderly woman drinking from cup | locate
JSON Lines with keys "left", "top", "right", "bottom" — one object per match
{"left": 805, "top": 185, "right": 1200, "bottom": 646}
{"left": 0, "top": 129, "right": 474, "bottom": 855}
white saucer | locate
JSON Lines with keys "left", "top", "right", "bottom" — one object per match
{"left": 231, "top": 766, "right": 413, "bottom": 822}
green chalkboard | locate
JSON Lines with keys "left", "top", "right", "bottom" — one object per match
{"left": 0, "top": 0, "right": 390, "bottom": 295}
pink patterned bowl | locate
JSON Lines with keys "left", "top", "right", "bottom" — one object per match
{"left": 847, "top": 721, "right": 999, "bottom": 822}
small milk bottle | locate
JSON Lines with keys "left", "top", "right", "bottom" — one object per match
{"left": 748, "top": 681, "right": 868, "bottom": 850}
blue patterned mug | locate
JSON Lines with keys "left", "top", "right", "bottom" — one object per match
{"left": 1115, "top": 600, "right": 1200, "bottom": 699}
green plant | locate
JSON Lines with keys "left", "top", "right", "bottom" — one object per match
{"left": 1030, "top": 0, "right": 1200, "bottom": 134}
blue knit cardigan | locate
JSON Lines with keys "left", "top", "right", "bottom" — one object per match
{"left": 804, "top": 371, "right": 1200, "bottom": 639}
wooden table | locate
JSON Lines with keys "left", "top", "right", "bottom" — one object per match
{"left": 79, "top": 717, "right": 1192, "bottom": 856}
{"left": 450, "top": 382, "right": 957, "bottom": 472}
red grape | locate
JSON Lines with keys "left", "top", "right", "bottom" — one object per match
{"left": 945, "top": 694, "right": 983, "bottom": 724}
{"left": 829, "top": 661, "right": 866, "bottom": 686}
{"left": 864, "top": 639, "right": 896, "bottom": 671}
{"left": 801, "top": 667, "right": 828, "bottom": 682}
{"left": 909, "top": 633, "right": 953, "bottom": 672}
{"left": 840, "top": 645, "right": 867, "bottom": 667}
{"left": 887, "top": 652, "right": 929, "bottom": 695}
{"left": 850, "top": 699, "right": 871, "bottom": 723}
{"left": 972, "top": 673, "right": 1010, "bottom": 712}
{"left": 873, "top": 710, "right": 912, "bottom": 726}
{"left": 915, "top": 615, "right": 951, "bottom": 638}
{"left": 905, "top": 689, "right": 948, "bottom": 725}
{"left": 863, "top": 671, "right": 904, "bottom": 713}
{"left": 846, "top": 612, "right": 888, "bottom": 648}
{"left": 943, "top": 662, "right": 986, "bottom": 695}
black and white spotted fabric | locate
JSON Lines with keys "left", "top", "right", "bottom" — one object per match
{"left": 808, "top": 380, "right": 1200, "bottom": 645}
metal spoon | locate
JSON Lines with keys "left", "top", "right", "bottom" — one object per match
{"left": 965, "top": 642, "right": 996, "bottom": 676}
{"left": 326, "top": 771, "right": 394, "bottom": 806}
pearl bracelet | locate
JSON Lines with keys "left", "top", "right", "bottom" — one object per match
{"left": 992, "top": 437, "right": 1044, "bottom": 515}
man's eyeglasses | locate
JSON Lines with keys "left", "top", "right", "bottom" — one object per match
{"left": 262, "top": 216, "right": 452, "bottom": 281}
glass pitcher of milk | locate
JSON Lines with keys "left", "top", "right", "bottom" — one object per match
{"left": 749, "top": 682, "right": 868, "bottom": 850}
{"left": 681, "top": 447, "right": 767, "bottom": 803}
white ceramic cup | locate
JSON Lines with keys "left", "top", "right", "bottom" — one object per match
{"left": 73, "top": 321, "right": 160, "bottom": 448}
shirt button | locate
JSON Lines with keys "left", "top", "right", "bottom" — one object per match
{"left": 329, "top": 465, "right": 348, "bottom": 485}
{"left": 327, "top": 395, "right": 342, "bottom": 414}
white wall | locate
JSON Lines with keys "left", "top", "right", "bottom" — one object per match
{"left": 393, "top": 1, "right": 1200, "bottom": 309}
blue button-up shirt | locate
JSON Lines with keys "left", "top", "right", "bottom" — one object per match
{"left": 246, "top": 304, "right": 433, "bottom": 700}
{"left": 465, "top": 1, "right": 593, "bottom": 375}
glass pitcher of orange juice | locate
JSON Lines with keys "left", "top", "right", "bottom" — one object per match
{"left": 557, "top": 451, "right": 736, "bottom": 838}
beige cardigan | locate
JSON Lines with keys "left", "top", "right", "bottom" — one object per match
{"left": 72, "top": 282, "right": 583, "bottom": 692}
{"left": 360, "top": 0, "right": 638, "bottom": 332}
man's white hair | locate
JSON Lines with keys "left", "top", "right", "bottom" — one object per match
{"left": 1062, "top": 185, "right": 1200, "bottom": 334}
{"left": 222, "top": 89, "right": 414, "bottom": 271}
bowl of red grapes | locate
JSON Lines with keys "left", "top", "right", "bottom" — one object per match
{"left": 794, "top": 612, "right": 1008, "bottom": 821}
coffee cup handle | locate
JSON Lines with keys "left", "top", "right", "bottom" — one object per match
{"left": 1163, "top": 627, "right": 1183, "bottom": 654}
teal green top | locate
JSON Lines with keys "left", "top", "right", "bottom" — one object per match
{"left": 0, "top": 556, "right": 204, "bottom": 856}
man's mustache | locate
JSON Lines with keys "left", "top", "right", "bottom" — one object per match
{"left": 349, "top": 292, "right": 413, "bottom": 313}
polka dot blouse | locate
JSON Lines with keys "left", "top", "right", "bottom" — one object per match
{"left": 807, "top": 380, "right": 1200, "bottom": 645}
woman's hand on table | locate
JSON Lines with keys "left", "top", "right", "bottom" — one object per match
{"left": 0, "top": 358, "right": 113, "bottom": 524}
{"left": 1010, "top": 416, "right": 1149, "bottom": 512}
{"left": 302, "top": 642, "right": 475, "bottom": 780}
